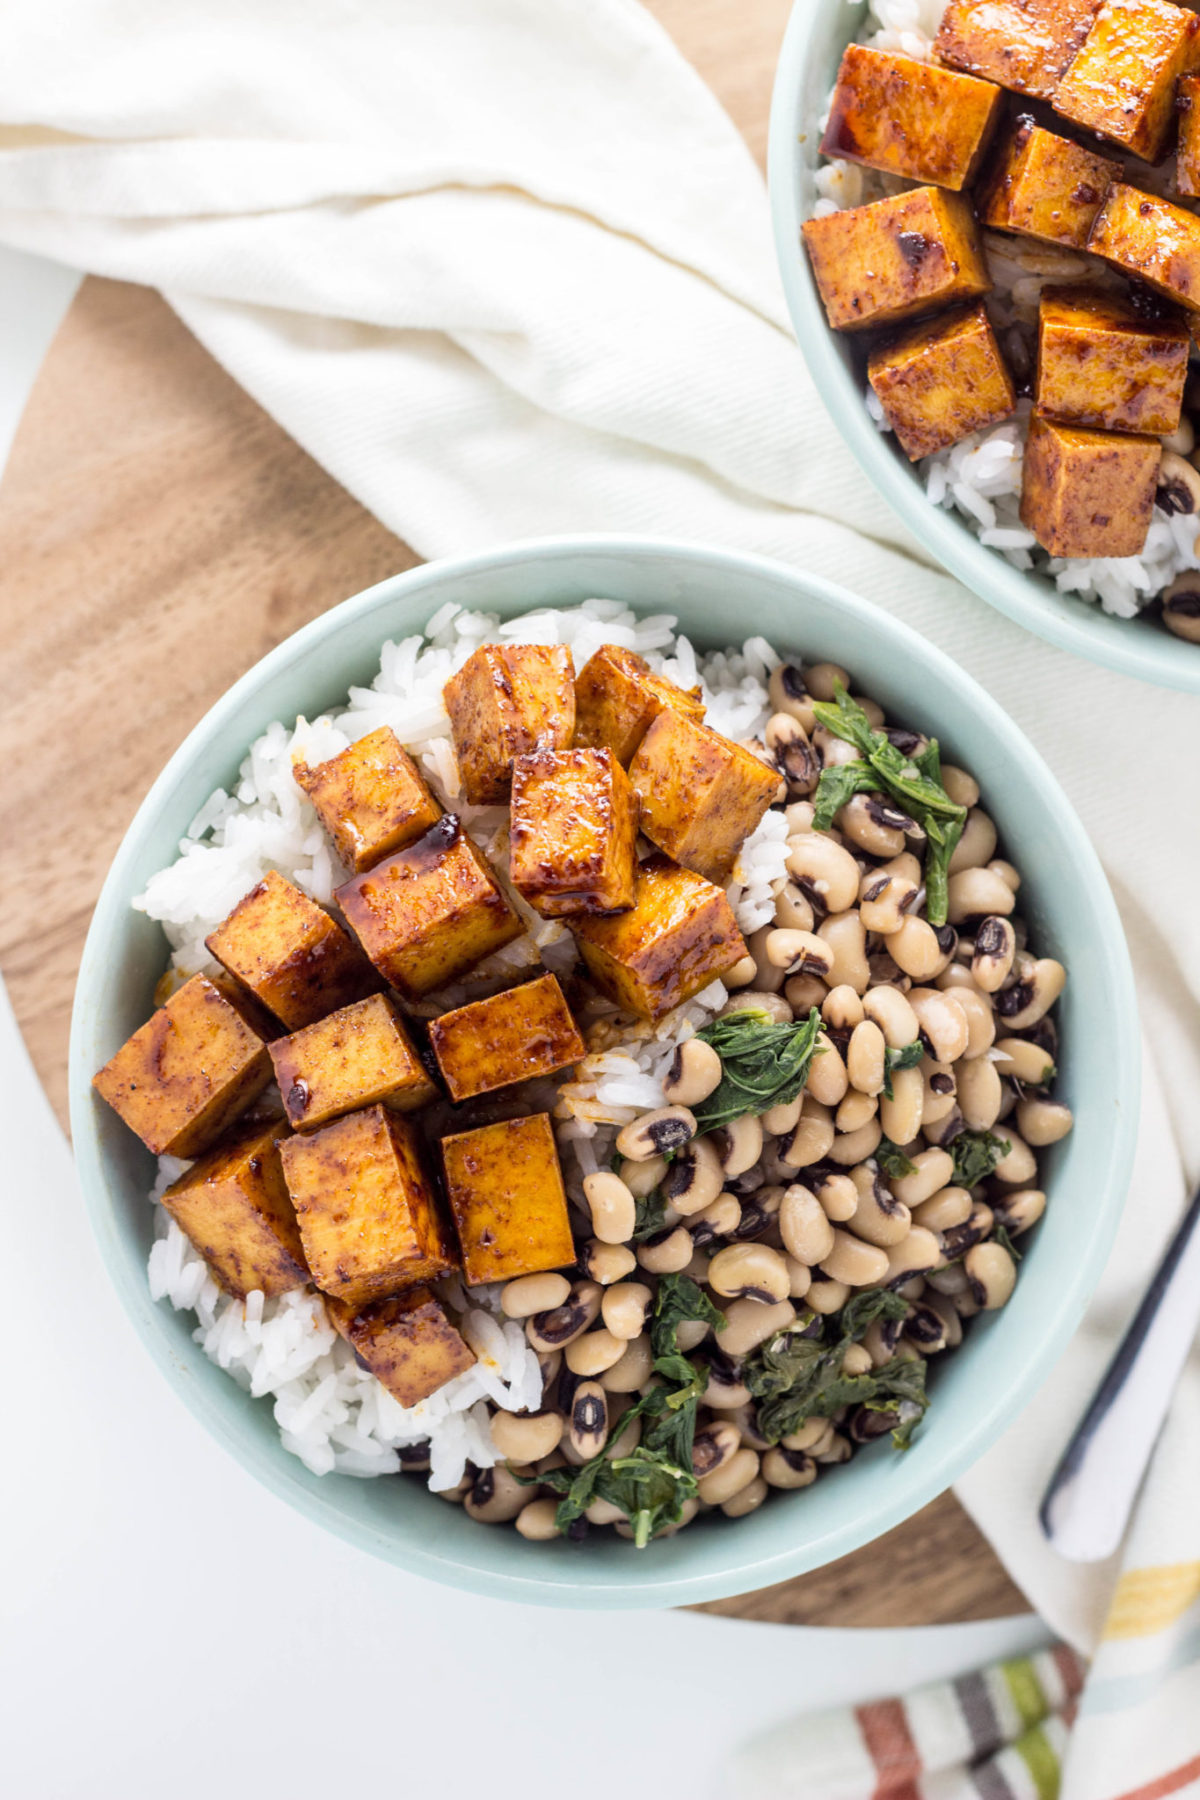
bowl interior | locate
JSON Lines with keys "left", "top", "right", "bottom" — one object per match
{"left": 767, "top": 0, "right": 1200, "bottom": 695}
{"left": 69, "top": 537, "right": 1138, "bottom": 1608}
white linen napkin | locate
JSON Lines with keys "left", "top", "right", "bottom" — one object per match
{"left": 0, "top": 0, "right": 1198, "bottom": 1663}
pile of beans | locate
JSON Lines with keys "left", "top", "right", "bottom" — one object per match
{"left": 413, "top": 658, "right": 1073, "bottom": 1541}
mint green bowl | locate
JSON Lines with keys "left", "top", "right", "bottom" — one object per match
{"left": 69, "top": 537, "right": 1138, "bottom": 1608}
{"left": 768, "top": 1, "right": 1200, "bottom": 695}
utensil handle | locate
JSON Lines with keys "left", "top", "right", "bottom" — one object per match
{"left": 1040, "top": 1184, "right": 1200, "bottom": 1563}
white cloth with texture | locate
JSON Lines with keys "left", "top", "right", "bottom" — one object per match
{"left": 0, "top": 0, "right": 1198, "bottom": 1682}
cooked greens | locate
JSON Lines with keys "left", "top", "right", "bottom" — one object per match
{"left": 692, "top": 1006, "right": 824, "bottom": 1133}
{"left": 875, "top": 1136, "right": 918, "bottom": 1179}
{"left": 882, "top": 1039, "right": 924, "bottom": 1101}
{"left": 950, "top": 1129, "right": 1012, "bottom": 1188}
{"left": 742, "top": 1290, "right": 928, "bottom": 1450}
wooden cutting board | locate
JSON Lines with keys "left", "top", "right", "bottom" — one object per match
{"left": 0, "top": 0, "right": 1028, "bottom": 1629}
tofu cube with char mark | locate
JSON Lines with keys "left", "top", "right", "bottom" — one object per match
{"left": 269, "top": 993, "right": 438, "bottom": 1132}
{"left": 509, "top": 746, "right": 639, "bottom": 917}
{"left": 802, "top": 187, "right": 991, "bottom": 335}
{"left": 1054, "top": 0, "right": 1200, "bottom": 163}
{"left": 206, "top": 869, "right": 378, "bottom": 1031}
{"left": 326, "top": 1287, "right": 476, "bottom": 1408}
{"left": 1019, "top": 409, "right": 1161, "bottom": 557}
{"left": 336, "top": 814, "right": 523, "bottom": 999}
{"left": 573, "top": 644, "right": 705, "bottom": 767}
{"left": 92, "top": 973, "right": 274, "bottom": 1157}
{"left": 934, "top": 0, "right": 1100, "bottom": 101}
{"left": 1036, "top": 285, "right": 1188, "bottom": 435}
{"left": 1088, "top": 185, "right": 1200, "bottom": 310}
{"left": 440, "top": 1112, "right": 574, "bottom": 1287}
{"left": 443, "top": 643, "right": 575, "bottom": 804}
{"left": 868, "top": 303, "right": 1017, "bottom": 462}
{"left": 571, "top": 854, "right": 747, "bottom": 1023}
{"left": 429, "top": 972, "right": 586, "bottom": 1103}
{"left": 978, "top": 118, "right": 1119, "bottom": 251}
{"left": 279, "top": 1104, "right": 456, "bottom": 1306}
{"left": 293, "top": 726, "right": 442, "bottom": 874}
{"left": 628, "top": 709, "right": 779, "bottom": 885}
{"left": 821, "top": 45, "right": 1004, "bottom": 190}
{"left": 1178, "top": 74, "right": 1200, "bottom": 194}
{"left": 161, "top": 1117, "right": 309, "bottom": 1299}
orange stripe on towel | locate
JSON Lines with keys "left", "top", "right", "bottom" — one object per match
{"left": 1111, "top": 1751, "right": 1200, "bottom": 1800}
{"left": 857, "top": 1697, "right": 923, "bottom": 1796}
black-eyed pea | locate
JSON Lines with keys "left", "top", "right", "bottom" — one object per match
{"left": 879, "top": 1066, "right": 923, "bottom": 1143}
{"left": 586, "top": 1497, "right": 629, "bottom": 1526}
{"left": 972, "top": 916, "right": 1016, "bottom": 993}
{"left": 725, "top": 954, "right": 758, "bottom": 989}
{"left": 784, "top": 1098, "right": 835, "bottom": 1168}
{"left": 636, "top": 1227, "right": 694, "bottom": 1275}
{"left": 927, "top": 1260, "right": 969, "bottom": 1297}
{"left": 728, "top": 1402, "right": 771, "bottom": 1452}
{"left": 583, "top": 1170, "right": 637, "bottom": 1245}
{"left": 781, "top": 1417, "right": 830, "bottom": 1453}
{"left": 940, "top": 1204, "right": 994, "bottom": 1259}
{"left": 812, "top": 1169, "right": 859, "bottom": 1222}
{"left": 515, "top": 1498, "right": 562, "bottom": 1541}
{"left": 762, "top": 1094, "right": 803, "bottom": 1136}
{"left": 921, "top": 1290, "right": 963, "bottom": 1349}
{"left": 762, "top": 1446, "right": 818, "bottom": 1489}
{"left": 924, "top": 1105, "right": 964, "bottom": 1148}
{"left": 992, "top": 1188, "right": 1047, "bottom": 1236}
{"left": 941, "top": 764, "right": 980, "bottom": 808}
{"left": 765, "top": 713, "right": 820, "bottom": 797}
{"left": 807, "top": 1032, "right": 849, "bottom": 1106}
{"left": 889, "top": 916, "right": 943, "bottom": 981}
{"left": 863, "top": 1313, "right": 903, "bottom": 1367}
{"left": 688, "top": 1191, "right": 743, "bottom": 1247}
{"left": 921, "top": 1059, "right": 958, "bottom": 1124}
{"left": 806, "top": 1275, "right": 851, "bottom": 1315}
{"left": 836, "top": 1089, "right": 878, "bottom": 1134}
{"left": 884, "top": 1226, "right": 941, "bottom": 1286}
{"left": 601, "top": 1281, "right": 653, "bottom": 1341}
{"left": 785, "top": 799, "right": 817, "bottom": 834}
{"left": 700, "top": 1358, "right": 751, "bottom": 1410}
{"left": 722, "top": 1475, "right": 769, "bottom": 1518}
{"left": 489, "top": 1409, "right": 565, "bottom": 1464}
{"left": 598, "top": 1333, "right": 655, "bottom": 1393}
{"left": 895, "top": 1274, "right": 926, "bottom": 1303}
{"left": 785, "top": 833, "right": 860, "bottom": 914}
{"left": 676, "top": 1318, "right": 714, "bottom": 1352}
{"left": 988, "top": 859, "right": 1021, "bottom": 892}
{"left": 535, "top": 1349, "right": 562, "bottom": 1394}
{"left": 501, "top": 1272, "right": 572, "bottom": 1319}
{"left": 847, "top": 1018, "right": 886, "bottom": 1096}
{"left": 566, "top": 1381, "right": 609, "bottom": 1460}
{"left": 948, "top": 808, "right": 998, "bottom": 874}
{"left": 821, "top": 1228, "right": 890, "bottom": 1287}
{"left": 813, "top": 728, "right": 861, "bottom": 769}
{"left": 890, "top": 1147, "right": 955, "bottom": 1207}
{"left": 607, "top": 1408, "right": 644, "bottom": 1461}
{"left": 999, "top": 960, "right": 1067, "bottom": 1031}
{"left": 747, "top": 922, "right": 787, "bottom": 993}
{"left": 436, "top": 1472, "right": 472, "bottom": 1505}
{"left": 949, "top": 987, "right": 995, "bottom": 1060}
{"left": 1016, "top": 1099, "right": 1073, "bottom": 1146}
{"left": 848, "top": 1164, "right": 912, "bottom": 1246}
{"left": 768, "top": 663, "right": 817, "bottom": 730}
{"left": 785, "top": 973, "right": 830, "bottom": 1014}
{"left": 859, "top": 871, "right": 920, "bottom": 935}
{"left": 780, "top": 1183, "right": 835, "bottom": 1265}
{"left": 814, "top": 1431, "right": 852, "bottom": 1465}
{"left": 840, "top": 792, "right": 909, "bottom": 857}
{"left": 828, "top": 1117, "right": 883, "bottom": 1165}
{"left": 805, "top": 660, "right": 851, "bottom": 701}
{"left": 616, "top": 1105, "right": 696, "bottom": 1162}
{"left": 965, "top": 1241, "right": 1017, "bottom": 1309}
{"left": 580, "top": 1240, "right": 638, "bottom": 1286}
{"left": 718, "top": 1297, "right": 797, "bottom": 1357}
{"left": 708, "top": 1242, "right": 791, "bottom": 1304}
{"left": 526, "top": 1282, "right": 602, "bottom": 1352}
{"left": 822, "top": 984, "right": 865, "bottom": 1031}
{"left": 908, "top": 987, "right": 970, "bottom": 1063}
{"left": 818, "top": 911, "right": 871, "bottom": 995}
{"left": 565, "top": 1327, "right": 627, "bottom": 1378}
{"left": 993, "top": 1131, "right": 1038, "bottom": 1186}
{"left": 947, "top": 866, "right": 1015, "bottom": 926}
{"left": 957, "top": 1057, "right": 1003, "bottom": 1130}
{"left": 879, "top": 850, "right": 923, "bottom": 886}
{"left": 912, "top": 1184, "right": 972, "bottom": 1232}
{"left": 619, "top": 1154, "right": 668, "bottom": 1200}
{"left": 660, "top": 1135, "right": 725, "bottom": 1216}
{"left": 862, "top": 983, "right": 920, "bottom": 1048}
{"left": 691, "top": 1419, "right": 741, "bottom": 1479}
{"left": 464, "top": 1464, "right": 529, "bottom": 1524}
{"left": 784, "top": 1255, "right": 812, "bottom": 1299}
{"left": 723, "top": 990, "right": 795, "bottom": 1026}
{"left": 698, "top": 1447, "right": 760, "bottom": 1506}
{"left": 766, "top": 928, "right": 835, "bottom": 980}
{"left": 774, "top": 879, "right": 816, "bottom": 933}
{"left": 662, "top": 1037, "right": 723, "bottom": 1108}
{"left": 842, "top": 1342, "right": 874, "bottom": 1377}
{"left": 994, "top": 1036, "right": 1056, "bottom": 1087}
{"left": 713, "top": 1114, "right": 764, "bottom": 1178}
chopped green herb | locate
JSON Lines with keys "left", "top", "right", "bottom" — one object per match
{"left": 631, "top": 1189, "right": 668, "bottom": 1243}
{"left": 812, "top": 759, "right": 877, "bottom": 831}
{"left": 693, "top": 1006, "right": 824, "bottom": 1133}
{"left": 742, "top": 1291, "right": 927, "bottom": 1449}
{"left": 882, "top": 1038, "right": 924, "bottom": 1101}
{"left": 993, "top": 1222, "right": 1023, "bottom": 1263}
{"left": 875, "top": 1135, "right": 917, "bottom": 1179}
{"left": 950, "top": 1129, "right": 1012, "bottom": 1188}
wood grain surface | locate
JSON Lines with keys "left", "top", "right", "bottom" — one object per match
{"left": 0, "top": 0, "right": 1028, "bottom": 1630}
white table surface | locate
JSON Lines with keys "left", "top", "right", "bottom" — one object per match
{"left": 0, "top": 248, "right": 1049, "bottom": 1799}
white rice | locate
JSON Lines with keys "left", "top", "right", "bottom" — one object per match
{"left": 136, "top": 600, "right": 790, "bottom": 1490}
{"left": 814, "top": 0, "right": 1200, "bottom": 619}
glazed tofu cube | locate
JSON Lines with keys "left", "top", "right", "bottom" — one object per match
{"left": 573, "top": 644, "right": 705, "bottom": 766}
{"left": 802, "top": 187, "right": 991, "bottom": 334}
{"left": 206, "top": 869, "right": 378, "bottom": 1031}
{"left": 336, "top": 815, "right": 523, "bottom": 998}
{"left": 326, "top": 1288, "right": 476, "bottom": 1408}
{"left": 443, "top": 643, "right": 575, "bottom": 804}
{"left": 429, "top": 972, "right": 586, "bottom": 1102}
{"left": 93, "top": 973, "right": 274, "bottom": 1157}
{"left": 934, "top": 0, "right": 1100, "bottom": 101}
{"left": 1019, "top": 409, "right": 1160, "bottom": 556}
{"left": 440, "top": 1112, "right": 574, "bottom": 1286}
{"left": 279, "top": 1105, "right": 456, "bottom": 1305}
{"left": 293, "top": 726, "right": 442, "bottom": 874}
{"left": 509, "top": 746, "right": 639, "bottom": 916}
{"left": 821, "top": 45, "right": 1004, "bottom": 190}
{"left": 1178, "top": 74, "right": 1200, "bottom": 194}
{"left": 269, "top": 993, "right": 438, "bottom": 1132}
{"left": 161, "top": 1117, "right": 309, "bottom": 1299}
{"left": 1054, "top": 0, "right": 1200, "bottom": 162}
{"left": 1088, "top": 185, "right": 1200, "bottom": 309}
{"left": 978, "top": 119, "right": 1119, "bottom": 251}
{"left": 571, "top": 854, "right": 747, "bottom": 1022}
{"left": 628, "top": 710, "right": 779, "bottom": 885}
{"left": 868, "top": 303, "right": 1017, "bottom": 461}
{"left": 1036, "top": 285, "right": 1188, "bottom": 435}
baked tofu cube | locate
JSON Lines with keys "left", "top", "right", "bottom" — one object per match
{"left": 1036, "top": 285, "right": 1188, "bottom": 435}
{"left": 429, "top": 972, "right": 586, "bottom": 1102}
{"left": 868, "top": 303, "right": 1017, "bottom": 461}
{"left": 802, "top": 187, "right": 991, "bottom": 334}
{"left": 571, "top": 854, "right": 747, "bottom": 1022}
{"left": 978, "top": 119, "right": 1119, "bottom": 250}
{"left": 628, "top": 710, "right": 779, "bottom": 885}
{"left": 269, "top": 993, "right": 438, "bottom": 1131}
{"left": 1178, "top": 73, "right": 1200, "bottom": 195}
{"left": 442, "top": 643, "right": 575, "bottom": 804}
{"left": 573, "top": 644, "right": 705, "bottom": 767}
{"left": 934, "top": 0, "right": 1100, "bottom": 101}
{"left": 1054, "top": 0, "right": 1200, "bottom": 162}
{"left": 279, "top": 1105, "right": 456, "bottom": 1305}
{"left": 509, "top": 746, "right": 639, "bottom": 916}
{"left": 206, "top": 869, "right": 377, "bottom": 1031}
{"left": 336, "top": 815, "right": 523, "bottom": 999}
{"left": 440, "top": 1112, "right": 574, "bottom": 1286}
{"left": 1088, "top": 185, "right": 1200, "bottom": 309}
{"left": 293, "top": 726, "right": 442, "bottom": 874}
{"left": 821, "top": 45, "right": 1004, "bottom": 190}
{"left": 93, "top": 973, "right": 274, "bottom": 1157}
{"left": 326, "top": 1288, "right": 476, "bottom": 1408}
{"left": 161, "top": 1118, "right": 309, "bottom": 1299}
{"left": 1019, "top": 409, "right": 1160, "bottom": 557}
